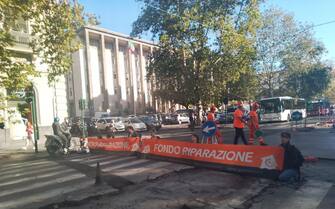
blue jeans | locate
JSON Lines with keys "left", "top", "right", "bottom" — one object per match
{"left": 279, "top": 169, "right": 299, "bottom": 182}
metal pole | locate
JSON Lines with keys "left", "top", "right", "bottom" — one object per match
{"left": 31, "top": 94, "right": 39, "bottom": 153}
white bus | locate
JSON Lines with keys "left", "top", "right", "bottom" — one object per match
{"left": 259, "top": 96, "right": 306, "bottom": 122}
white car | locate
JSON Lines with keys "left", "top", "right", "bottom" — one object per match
{"left": 96, "top": 117, "right": 125, "bottom": 132}
{"left": 122, "top": 117, "right": 147, "bottom": 132}
{"left": 175, "top": 113, "right": 190, "bottom": 124}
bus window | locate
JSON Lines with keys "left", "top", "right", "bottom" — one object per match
{"left": 260, "top": 99, "right": 281, "bottom": 113}
{"left": 282, "top": 99, "right": 293, "bottom": 110}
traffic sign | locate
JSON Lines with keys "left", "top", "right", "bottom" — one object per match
{"left": 202, "top": 121, "right": 217, "bottom": 137}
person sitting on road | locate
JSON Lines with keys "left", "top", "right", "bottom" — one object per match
{"left": 191, "top": 133, "right": 200, "bottom": 143}
{"left": 278, "top": 132, "right": 304, "bottom": 182}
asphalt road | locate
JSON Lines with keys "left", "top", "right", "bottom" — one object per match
{"left": 1, "top": 118, "right": 334, "bottom": 209}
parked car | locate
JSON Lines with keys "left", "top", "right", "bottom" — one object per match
{"left": 215, "top": 113, "right": 226, "bottom": 124}
{"left": 122, "top": 117, "right": 147, "bottom": 132}
{"left": 96, "top": 117, "right": 125, "bottom": 132}
{"left": 161, "top": 113, "right": 179, "bottom": 125}
{"left": 138, "top": 115, "right": 162, "bottom": 131}
{"left": 70, "top": 117, "right": 97, "bottom": 137}
{"left": 174, "top": 112, "right": 190, "bottom": 124}
{"left": 109, "top": 117, "right": 126, "bottom": 132}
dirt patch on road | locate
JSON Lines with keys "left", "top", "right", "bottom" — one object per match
{"left": 59, "top": 168, "right": 270, "bottom": 209}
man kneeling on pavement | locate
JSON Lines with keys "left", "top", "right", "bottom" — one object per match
{"left": 279, "top": 132, "right": 304, "bottom": 182}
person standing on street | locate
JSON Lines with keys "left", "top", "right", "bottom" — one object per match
{"left": 279, "top": 132, "right": 304, "bottom": 182}
{"left": 233, "top": 102, "right": 248, "bottom": 145}
{"left": 23, "top": 122, "right": 34, "bottom": 150}
{"left": 248, "top": 102, "right": 266, "bottom": 145}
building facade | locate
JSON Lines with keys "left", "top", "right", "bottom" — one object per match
{"left": 68, "top": 26, "right": 172, "bottom": 117}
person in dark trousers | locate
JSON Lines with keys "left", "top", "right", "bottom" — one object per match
{"left": 189, "top": 110, "right": 195, "bottom": 131}
{"left": 279, "top": 132, "right": 304, "bottom": 182}
{"left": 233, "top": 102, "right": 248, "bottom": 145}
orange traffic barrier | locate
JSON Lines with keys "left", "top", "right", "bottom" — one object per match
{"left": 87, "top": 137, "right": 284, "bottom": 171}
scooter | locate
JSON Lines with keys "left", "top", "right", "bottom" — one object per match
{"left": 45, "top": 134, "right": 90, "bottom": 157}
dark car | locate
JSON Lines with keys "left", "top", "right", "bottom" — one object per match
{"left": 70, "top": 117, "right": 97, "bottom": 137}
{"left": 138, "top": 115, "right": 162, "bottom": 131}
{"left": 161, "top": 113, "right": 179, "bottom": 125}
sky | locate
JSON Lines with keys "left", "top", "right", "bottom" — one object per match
{"left": 79, "top": 0, "right": 335, "bottom": 61}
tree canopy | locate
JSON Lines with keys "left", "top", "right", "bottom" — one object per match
{"left": 132, "top": 0, "right": 261, "bottom": 108}
{"left": 255, "top": 8, "right": 330, "bottom": 99}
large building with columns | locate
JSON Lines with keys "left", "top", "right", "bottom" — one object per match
{"left": 67, "top": 26, "right": 172, "bottom": 117}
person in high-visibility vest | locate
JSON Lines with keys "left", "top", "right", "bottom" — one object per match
{"left": 248, "top": 102, "right": 266, "bottom": 145}
{"left": 233, "top": 102, "right": 248, "bottom": 145}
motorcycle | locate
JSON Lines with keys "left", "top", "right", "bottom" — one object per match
{"left": 45, "top": 134, "right": 90, "bottom": 157}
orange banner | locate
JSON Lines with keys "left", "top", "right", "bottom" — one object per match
{"left": 141, "top": 139, "right": 284, "bottom": 170}
{"left": 88, "top": 137, "right": 140, "bottom": 152}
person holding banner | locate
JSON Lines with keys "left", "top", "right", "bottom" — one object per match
{"left": 233, "top": 102, "right": 248, "bottom": 145}
{"left": 248, "top": 103, "right": 266, "bottom": 145}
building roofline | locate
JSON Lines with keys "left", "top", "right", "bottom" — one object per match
{"left": 81, "top": 25, "right": 157, "bottom": 47}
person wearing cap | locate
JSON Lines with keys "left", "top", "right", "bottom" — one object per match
{"left": 279, "top": 132, "right": 304, "bottom": 182}
{"left": 248, "top": 102, "right": 266, "bottom": 145}
{"left": 233, "top": 102, "right": 248, "bottom": 145}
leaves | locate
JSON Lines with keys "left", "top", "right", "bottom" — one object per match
{"left": 133, "top": 0, "right": 261, "bottom": 107}
{"left": 255, "top": 7, "right": 329, "bottom": 99}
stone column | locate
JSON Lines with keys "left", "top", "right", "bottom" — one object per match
{"left": 114, "top": 37, "right": 121, "bottom": 111}
{"left": 84, "top": 29, "right": 93, "bottom": 115}
{"left": 100, "top": 34, "right": 109, "bottom": 111}
{"left": 139, "top": 44, "right": 146, "bottom": 113}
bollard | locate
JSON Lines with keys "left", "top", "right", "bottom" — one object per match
{"left": 95, "top": 162, "right": 102, "bottom": 185}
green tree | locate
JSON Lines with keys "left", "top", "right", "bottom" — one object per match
{"left": 0, "top": 0, "right": 86, "bottom": 88}
{"left": 324, "top": 69, "right": 335, "bottom": 103}
{"left": 132, "top": 0, "right": 261, "bottom": 110}
{"left": 255, "top": 8, "right": 326, "bottom": 98}
{"left": 285, "top": 65, "right": 331, "bottom": 100}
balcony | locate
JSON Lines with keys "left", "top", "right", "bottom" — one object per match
{"left": 6, "top": 20, "right": 32, "bottom": 53}
{"left": 8, "top": 30, "right": 32, "bottom": 53}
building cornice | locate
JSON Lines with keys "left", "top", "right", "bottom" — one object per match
{"left": 80, "top": 25, "right": 158, "bottom": 47}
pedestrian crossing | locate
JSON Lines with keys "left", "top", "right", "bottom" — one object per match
{"left": 0, "top": 159, "right": 93, "bottom": 209}
{"left": 0, "top": 152, "right": 191, "bottom": 209}
{"left": 67, "top": 153, "right": 192, "bottom": 183}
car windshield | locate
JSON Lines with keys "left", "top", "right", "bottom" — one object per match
{"left": 105, "top": 119, "right": 113, "bottom": 123}
{"left": 140, "top": 116, "right": 150, "bottom": 122}
{"left": 131, "top": 118, "right": 142, "bottom": 123}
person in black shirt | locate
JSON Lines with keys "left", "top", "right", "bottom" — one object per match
{"left": 278, "top": 132, "right": 304, "bottom": 182}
